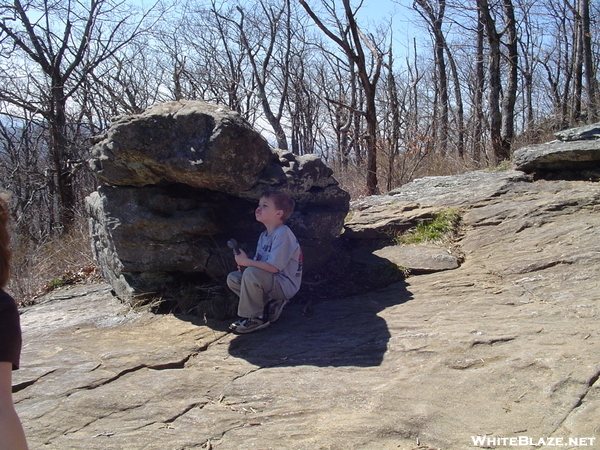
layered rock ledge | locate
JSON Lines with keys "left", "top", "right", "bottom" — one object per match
{"left": 15, "top": 169, "right": 600, "bottom": 450}
{"left": 514, "top": 122, "right": 600, "bottom": 179}
{"left": 86, "top": 101, "right": 349, "bottom": 302}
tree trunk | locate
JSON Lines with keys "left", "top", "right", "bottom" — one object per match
{"left": 414, "top": 0, "right": 448, "bottom": 154}
{"left": 473, "top": 8, "right": 485, "bottom": 163}
{"left": 50, "top": 79, "right": 76, "bottom": 229}
{"left": 500, "top": 0, "right": 518, "bottom": 160}
{"left": 572, "top": 5, "right": 584, "bottom": 122}
{"left": 444, "top": 41, "right": 464, "bottom": 158}
{"left": 477, "top": 0, "right": 505, "bottom": 163}
{"left": 364, "top": 89, "right": 378, "bottom": 195}
{"left": 386, "top": 50, "right": 401, "bottom": 191}
{"left": 580, "top": 0, "right": 597, "bottom": 120}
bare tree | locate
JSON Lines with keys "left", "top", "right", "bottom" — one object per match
{"left": 213, "top": 0, "right": 293, "bottom": 150}
{"left": 281, "top": 3, "right": 323, "bottom": 155}
{"left": 84, "top": 40, "right": 166, "bottom": 125}
{"left": 206, "top": 1, "right": 251, "bottom": 114}
{"left": 0, "top": 0, "right": 157, "bottom": 230}
{"left": 287, "top": 56, "right": 321, "bottom": 155}
{"left": 516, "top": 0, "right": 539, "bottom": 134}
{"left": 317, "top": 46, "right": 359, "bottom": 169}
{"left": 300, "top": 0, "right": 384, "bottom": 195}
{"left": 0, "top": 111, "right": 49, "bottom": 242}
{"left": 414, "top": 0, "right": 448, "bottom": 153}
{"left": 579, "top": 0, "right": 597, "bottom": 120}
{"left": 174, "top": 1, "right": 254, "bottom": 115}
{"left": 476, "top": 0, "right": 515, "bottom": 162}
{"left": 538, "top": 0, "right": 574, "bottom": 128}
{"left": 500, "top": 0, "right": 519, "bottom": 157}
{"left": 384, "top": 46, "right": 402, "bottom": 191}
{"left": 473, "top": 5, "right": 486, "bottom": 162}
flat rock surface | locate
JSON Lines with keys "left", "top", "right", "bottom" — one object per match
{"left": 13, "top": 174, "right": 600, "bottom": 450}
{"left": 373, "top": 244, "right": 459, "bottom": 272}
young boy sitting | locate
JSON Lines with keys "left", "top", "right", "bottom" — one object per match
{"left": 227, "top": 190, "right": 303, "bottom": 334}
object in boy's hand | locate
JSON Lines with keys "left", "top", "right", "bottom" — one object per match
{"left": 227, "top": 239, "right": 240, "bottom": 255}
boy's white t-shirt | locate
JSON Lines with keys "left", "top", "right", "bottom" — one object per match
{"left": 254, "top": 225, "right": 303, "bottom": 299}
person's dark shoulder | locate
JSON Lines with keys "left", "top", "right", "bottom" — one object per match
{"left": 0, "top": 288, "right": 16, "bottom": 303}
{"left": 0, "top": 288, "right": 22, "bottom": 370}
{"left": 0, "top": 289, "right": 18, "bottom": 313}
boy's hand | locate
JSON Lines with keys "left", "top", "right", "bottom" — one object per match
{"left": 234, "top": 248, "right": 252, "bottom": 269}
{"left": 235, "top": 249, "right": 279, "bottom": 273}
{"left": 234, "top": 249, "right": 280, "bottom": 274}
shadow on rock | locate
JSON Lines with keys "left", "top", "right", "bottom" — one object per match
{"left": 226, "top": 279, "right": 413, "bottom": 368}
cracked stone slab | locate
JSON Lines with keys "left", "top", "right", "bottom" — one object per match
{"left": 373, "top": 244, "right": 459, "bottom": 272}
{"left": 12, "top": 174, "right": 600, "bottom": 450}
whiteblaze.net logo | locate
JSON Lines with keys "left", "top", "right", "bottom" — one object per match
{"left": 471, "top": 436, "right": 597, "bottom": 447}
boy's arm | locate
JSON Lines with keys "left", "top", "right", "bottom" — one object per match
{"left": 234, "top": 249, "right": 279, "bottom": 273}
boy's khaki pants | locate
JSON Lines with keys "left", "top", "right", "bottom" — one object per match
{"left": 227, "top": 267, "right": 286, "bottom": 319}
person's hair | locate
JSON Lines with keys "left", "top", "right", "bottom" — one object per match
{"left": 0, "top": 194, "right": 11, "bottom": 289}
{"left": 261, "top": 190, "right": 295, "bottom": 222}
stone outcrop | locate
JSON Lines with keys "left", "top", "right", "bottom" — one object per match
{"left": 20, "top": 121, "right": 591, "bottom": 450}
{"left": 86, "top": 101, "right": 349, "bottom": 302}
{"left": 341, "top": 170, "right": 529, "bottom": 274}
{"left": 340, "top": 125, "right": 600, "bottom": 275}
{"left": 342, "top": 201, "right": 444, "bottom": 240}
{"left": 372, "top": 244, "right": 459, "bottom": 272}
{"left": 514, "top": 122, "right": 600, "bottom": 179}
{"left": 15, "top": 169, "right": 600, "bottom": 450}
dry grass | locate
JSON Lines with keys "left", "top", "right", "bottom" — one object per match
{"left": 329, "top": 162, "right": 371, "bottom": 200}
{"left": 407, "top": 152, "right": 485, "bottom": 181}
{"left": 333, "top": 151, "right": 487, "bottom": 199}
{"left": 8, "top": 217, "right": 97, "bottom": 306}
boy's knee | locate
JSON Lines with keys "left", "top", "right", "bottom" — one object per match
{"left": 242, "top": 266, "right": 261, "bottom": 280}
{"left": 227, "top": 271, "right": 239, "bottom": 281}
{"left": 227, "top": 271, "right": 242, "bottom": 288}
{"left": 243, "top": 266, "right": 271, "bottom": 284}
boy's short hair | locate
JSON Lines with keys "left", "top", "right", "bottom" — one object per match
{"left": 261, "top": 190, "right": 295, "bottom": 222}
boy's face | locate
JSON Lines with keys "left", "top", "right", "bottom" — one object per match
{"left": 255, "top": 197, "right": 283, "bottom": 225}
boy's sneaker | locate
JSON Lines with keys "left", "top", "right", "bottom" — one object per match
{"left": 229, "top": 317, "right": 270, "bottom": 334}
{"left": 266, "top": 298, "right": 288, "bottom": 323}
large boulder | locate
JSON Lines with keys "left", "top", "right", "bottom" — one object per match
{"left": 89, "top": 101, "right": 270, "bottom": 193}
{"left": 514, "top": 122, "right": 600, "bottom": 179}
{"left": 86, "top": 101, "right": 349, "bottom": 302}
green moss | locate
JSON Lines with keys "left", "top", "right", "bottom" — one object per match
{"left": 397, "top": 209, "right": 460, "bottom": 245}
{"left": 50, "top": 278, "right": 67, "bottom": 289}
{"left": 487, "top": 160, "right": 512, "bottom": 171}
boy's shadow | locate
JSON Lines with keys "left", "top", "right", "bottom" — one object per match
{"left": 225, "top": 279, "right": 413, "bottom": 368}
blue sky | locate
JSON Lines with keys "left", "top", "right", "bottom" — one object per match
{"left": 355, "top": 0, "right": 423, "bottom": 62}
{"left": 358, "top": 0, "right": 406, "bottom": 24}
{"left": 130, "top": 0, "right": 423, "bottom": 62}
{"left": 362, "top": 0, "right": 419, "bottom": 27}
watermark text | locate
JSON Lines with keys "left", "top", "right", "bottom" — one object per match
{"left": 471, "top": 436, "right": 596, "bottom": 447}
